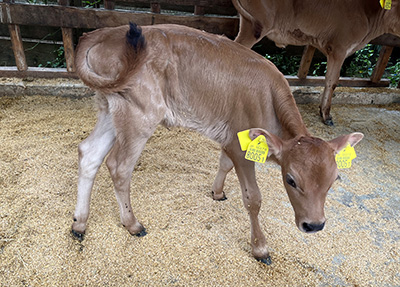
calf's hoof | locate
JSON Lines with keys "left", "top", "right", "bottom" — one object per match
{"left": 256, "top": 256, "right": 272, "bottom": 266}
{"left": 133, "top": 228, "right": 147, "bottom": 237}
{"left": 71, "top": 229, "right": 85, "bottom": 242}
{"left": 319, "top": 109, "right": 334, "bottom": 126}
{"left": 323, "top": 118, "right": 334, "bottom": 126}
{"left": 212, "top": 191, "right": 227, "bottom": 201}
{"left": 125, "top": 222, "right": 147, "bottom": 237}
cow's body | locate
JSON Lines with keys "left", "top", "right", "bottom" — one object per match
{"left": 232, "top": 0, "right": 400, "bottom": 125}
{"left": 72, "top": 23, "right": 363, "bottom": 264}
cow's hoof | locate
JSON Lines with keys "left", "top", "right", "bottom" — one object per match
{"left": 134, "top": 228, "right": 147, "bottom": 237}
{"left": 256, "top": 256, "right": 272, "bottom": 265}
{"left": 212, "top": 191, "right": 227, "bottom": 201}
{"left": 71, "top": 229, "right": 85, "bottom": 242}
{"left": 323, "top": 118, "right": 334, "bottom": 126}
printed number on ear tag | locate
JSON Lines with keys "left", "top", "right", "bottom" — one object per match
{"left": 245, "top": 135, "right": 269, "bottom": 163}
{"left": 335, "top": 143, "right": 357, "bottom": 169}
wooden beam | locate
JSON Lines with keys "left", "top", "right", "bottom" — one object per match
{"left": 297, "top": 45, "right": 316, "bottom": 79}
{"left": 0, "top": 66, "right": 392, "bottom": 87}
{"left": 0, "top": 67, "right": 78, "bottom": 78}
{"left": 0, "top": 3, "right": 239, "bottom": 38}
{"left": 119, "top": 0, "right": 233, "bottom": 8}
{"left": 286, "top": 76, "right": 390, "bottom": 87}
{"left": 370, "top": 46, "right": 393, "bottom": 83}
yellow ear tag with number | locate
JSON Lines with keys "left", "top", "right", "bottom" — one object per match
{"left": 335, "top": 143, "right": 357, "bottom": 169}
{"left": 245, "top": 135, "right": 269, "bottom": 163}
{"left": 237, "top": 129, "right": 252, "bottom": 151}
{"left": 380, "top": 0, "right": 392, "bottom": 9}
{"left": 237, "top": 130, "right": 269, "bottom": 163}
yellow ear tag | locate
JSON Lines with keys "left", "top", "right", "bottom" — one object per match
{"left": 335, "top": 143, "right": 357, "bottom": 169}
{"left": 245, "top": 135, "right": 269, "bottom": 163}
{"left": 380, "top": 0, "right": 391, "bottom": 9}
{"left": 237, "top": 129, "right": 252, "bottom": 151}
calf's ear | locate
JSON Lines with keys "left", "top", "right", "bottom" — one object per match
{"left": 249, "top": 128, "right": 283, "bottom": 160}
{"left": 328, "top": 132, "right": 364, "bottom": 153}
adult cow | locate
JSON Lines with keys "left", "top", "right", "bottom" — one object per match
{"left": 232, "top": 0, "right": 400, "bottom": 125}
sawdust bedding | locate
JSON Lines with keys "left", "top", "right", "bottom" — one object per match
{"left": 0, "top": 92, "right": 399, "bottom": 286}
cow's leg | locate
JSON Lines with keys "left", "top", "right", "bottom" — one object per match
{"left": 234, "top": 15, "right": 260, "bottom": 48}
{"left": 105, "top": 96, "right": 163, "bottom": 236}
{"left": 211, "top": 148, "right": 234, "bottom": 201}
{"left": 72, "top": 98, "right": 116, "bottom": 239}
{"left": 320, "top": 52, "right": 346, "bottom": 126}
{"left": 226, "top": 145, "right": 271, "bottom": 264}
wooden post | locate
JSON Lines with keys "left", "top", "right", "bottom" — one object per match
{"left": 297, "top": 45, "right": 316, "bottom": 79}
{"left": 104, "top": 0, "right": 115, "bottom": 10}
{"left": 151, "top": 2, "right": 161, "bottom": 13}
{"left": 370, "top": 45, "right": 394, "bottom": 84}
{"left": 58, "top": 0, "right": 76, "bottom": 72}
{"left": 9, "top": 24, "right": 28, "bottom": 71}
{"left": 194, "top": 5, "right": 205, "bottom": 15}
{"left": 4, "top": 0, "right": 28, "bottom": 71}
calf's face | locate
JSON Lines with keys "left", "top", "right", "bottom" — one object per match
{"left": 280, "top": 137, "right": 337, "bottom": 233}
{"left": 249, "top": 128, "right": 364, "bottom": 233}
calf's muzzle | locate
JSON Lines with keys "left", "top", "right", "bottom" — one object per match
{"left": 302, "top": 221, "right": 326, "bottom": 233}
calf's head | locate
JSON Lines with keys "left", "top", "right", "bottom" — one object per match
{"left": 249, "top": 128, "right": 364, "bottom": 233}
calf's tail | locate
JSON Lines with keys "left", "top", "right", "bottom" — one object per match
{"left": 75, "top": 22, "right": 146, "bottom": 93}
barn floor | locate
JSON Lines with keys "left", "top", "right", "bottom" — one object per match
{"left": 0, "top": 91, "right": 399, "bottom": 286}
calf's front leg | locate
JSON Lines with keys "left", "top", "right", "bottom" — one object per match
{"left": 227, "top": 146, "right": 271, "bottom": 264}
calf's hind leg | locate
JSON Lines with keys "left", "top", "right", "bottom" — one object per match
{"left": 211, "top": 148, "right": 233, "bottom": 201}
{"left": 105, "top": 98, "right": 162, "bottom": 236}
{"left": 72, "top": 99, "right": 116, "bottom": 239}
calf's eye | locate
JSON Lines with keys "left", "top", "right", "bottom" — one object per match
{"left": 286, "top": 174, "right": 297, "bottom": 188}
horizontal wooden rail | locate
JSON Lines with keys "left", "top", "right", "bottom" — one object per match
{"left": 286, "top": 76, "right": 390, "bottom": 87}
{"left": 0, "top": 3, "right": 238, "bottom": 37}
{"left": 118, "top": 0, "right": 234, "bottom": 7}
{"left": 0, "top": 67, "right": 78, "bottom": 78}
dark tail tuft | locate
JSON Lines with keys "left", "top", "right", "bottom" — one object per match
{"left": 126, "top": 22, "right": 146, "bottom": 52}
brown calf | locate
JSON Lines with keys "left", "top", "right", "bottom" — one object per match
{"left": 71, "top": 23, "right": 363, "bottom": 264}
{"left": 232, "top": 0, "right": 400, "bottom": 125}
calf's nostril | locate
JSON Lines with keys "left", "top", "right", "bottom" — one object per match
{"left": 302, "top": 222, "right": 325, "bottom": 233}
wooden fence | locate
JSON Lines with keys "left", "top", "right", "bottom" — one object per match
{"left": 0, "top": 0, "right": 399, "bottom": 88}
